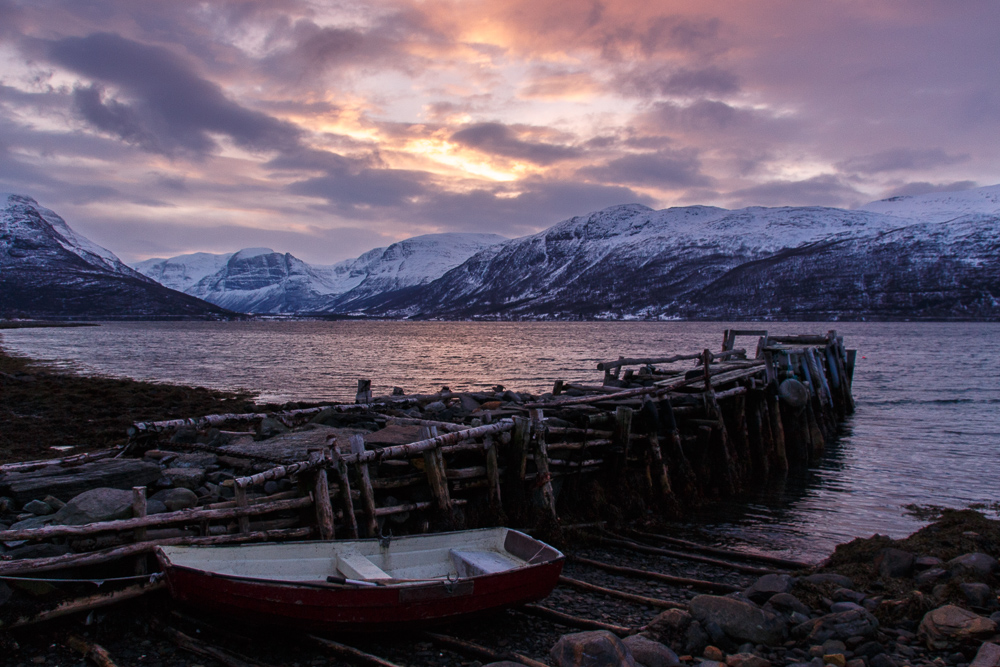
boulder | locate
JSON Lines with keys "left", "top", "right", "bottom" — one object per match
{"left": 150, "top": 488, "right": 199, "bottom": 511}
{"left": 829, "top": 602, "right": 864, "bottom": 613}
{"left": 621, "top": 635, "right": 679, "bottom": 667}
{"left": 875, "top": 548, "right": 915, "bottom": 579}
{"left": 960, "top": 582, "right": 995, "bottom": 608}
{"left": 914, "top": 555, "right": 944, "bottom": 571}
{"left": 689, "top": 595, "right": 787, "bottom": 646}
{"left": 643, "top": 609, "right": 693, "bottom": 647}
{"left": 948, "top": 553, "right": 998, "bottom": 579}
{"left": 971, "top": 642, "right": 1000, "bottom": 667}
{"left": 163, "top": 468, "right": 206, "bottom": 490}
{"left": 802, "top": 573, "right": 854, "bottom": 589}
{"left": 0, "top": 459, "right": 162, "bottom": 503}
{"left": 550, "top": 631, "right": 638, "bottom": 667}
{"left": 6, "top": 542, "right": 72, "bottom": 560}
{"left": 915, "top": 568, "right": 949, "bottom": 587}
{"left": 146, "top": 499, "right": 169, "bottom": 515}
{"left": 257, "top": 417, "right": 289, "bottom": 439}
{"left": 793, "top": 608, "right": 879, "bottom": 643}
{"left": 423, "top": 401, "right": 447, "bottom": 414}
{"left": 21, "top": 499, "right": 53, "bottom": 516}
{"left": 725, "top": 654, "right": 771, "bottom": 667}
{"left": 918, "top": 605, "right": 997, "bottom": 649}
{"left": 745, "top": 574, "right": 796, "bottom": 604}
{"left": 50, "top": 488, "right": 134, "bottom": 525}
{"left": 763, "top": 593, "right": 811, "bottom": 617}
{"left": 704, "top": 646, "right": 725, "bottom": 661}
{"left": 170, "top": 453, "right": 218, "bottom": 469}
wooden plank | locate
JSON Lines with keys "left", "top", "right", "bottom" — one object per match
{"left": 309, "top": 448, "right": 336, "bottom": 541}
{"left": 350, "top": 436, "right": 379, "bottom": 538}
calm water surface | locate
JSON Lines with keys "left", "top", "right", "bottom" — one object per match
{"left": 3, "top": 320, "right": 998, "bottom": 559}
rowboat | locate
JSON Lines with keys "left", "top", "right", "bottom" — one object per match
{"left": 155, "top": 527, "right": 564, "bottom": 632}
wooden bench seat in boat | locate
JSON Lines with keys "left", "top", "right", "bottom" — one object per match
{"left": 449, "top": 549, "right": 521, "bottom": 577}
{"left": 337, "top": 551, "right": 392, "bottom": 580}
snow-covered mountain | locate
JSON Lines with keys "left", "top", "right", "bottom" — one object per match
{"left": 358, "top": 185, "right": 1000, "bottom": 320}
{"left": 134, "top": 233, "right": 507, "bottom": 314}
{"left": 0, "top": 194, "right": 232, "bottom": 319}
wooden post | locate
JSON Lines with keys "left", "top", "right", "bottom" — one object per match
{"left": 482, "top": 414, "right": 502, "bottom": 512}
{"left": 309, "top": 448, "right": 335, "bottom": 541}
{"left": 529, "top": 409, "right": 558, "bottom": 522}
{"left": 660, "top": 397, "right": 698, "bottom": 498}
{"left": 233, "top": 483, "right": 251, "bottom": 534}
{"left": 420, "top": 427, "right": 455, "bottom": 523}
{"left": 350, "top": 435, "right": 378, "bottom": 538}
{"left": 641, "top": 398, "right": 674, "bottom": 501}
{"left": 132, "top": 486, "right": 147, "bottom": 575}
{"left": 504, "top": 416, "right": 531, "bottom": 516}
{"left": 355, "top": 379, "right": 373, "bottom": 404}
{"left": 610, "top": 406, "right": 634, "bottom": 473}
{"left": 336, "top": 459, "right": 359, "bottom": 539}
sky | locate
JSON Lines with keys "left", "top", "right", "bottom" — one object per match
{"left": 1, "top": 0, "right": 998, "bottom": 265}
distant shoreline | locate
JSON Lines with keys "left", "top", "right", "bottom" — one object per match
{"left": 0, "top": 321, "right": 101, "bottom": 329}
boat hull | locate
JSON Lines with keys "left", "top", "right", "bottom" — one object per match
{"left": 157, "top": 530, "right": 564, "bottom": 632}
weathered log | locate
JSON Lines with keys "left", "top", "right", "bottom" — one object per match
{"left": 310, "top": 448, "right": 336, "bottom": 540}
{"left": 336, "top": 458, "right": 359, "bottom": 539}
{"left": 558, "top": 575, "right": 685, "bottom": 609}
{"left": 204, "top": 489, "right": 301, "bottom": 509}
{"left": 159, "top": 624, "right": 268, "bottom": 667}
{"left": 518, "top": 604, "right": 635, "bottom": 636}
{"left": 0, "top": 527, "right": 312, "bottom": 576}
{"left": 0, "top": 579, "right": 166, "bottom": 629}
{"left": 625, "top": 529, "right": 813, "bottom": 569}
{"left": 504, "top": 416, "right": 530, "bottom": 514}
{"left": 424, "top": 632, "right": 548, "bottom": 667}
{"left": 350, "top": 436, "right": 378, "bottom": 538}
{"left": 233, "top": 483, "right": 251, "bottom": 534}
{"left": 596, "top": 349, "right": 747, "bottom": 371}
{"left": 339, "top": 420, "right": 514, "bottom": 465}
{"left": 420, "top": 427, "right": 454, "bottom": 521}
{"left": 530, "top": 410, "right": 558, "bottom": 522}
{"left": 610, "top": 406, "right": 634, "bottom": 474}
{"left": 567, "top": 555, "right": 739, "bottom": 593}
{"left": 590, "top": 533, "right": 773, "bottom": 574}
{"left": 386, "top": 417, "right": 469, "bottom": 432}
{"left": 0, "top": 448, "right": 117, "bottom": 474}
{"left": 309, "top": 635, "right": 403, "bottom": 667}
{"left": 0, "top": 496, "right": 313, "bottom": 541}
{"left": 67, "top": 635, "right": 119, "bottom": 667}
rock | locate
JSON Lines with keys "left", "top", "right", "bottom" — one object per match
{"left": 1, "top": 459, "right": 163, "bottom": 503}
{"left": 915, "top": 568, "right": 949, "bottom": 587}
{"left": 991, "top": 611, "right": 1000, "bottom": 625}
{"left": 704, "top": 646, "right": 725, "bottom": 661}
{"left": 845, "top": 660, "right": 866, "bottom": 667}
{"left": 685, "top": 621, "right": 711, "bottom": 655}
{"left": 970, "top": 642, "right": 1000, "bottom": 667}
{"left": 643, "top": 609, "right": 693, "bottom": 648}
{"left": 146, "top": 499, "right": 168, "bottom": 515}
{"left": 170, "top": 453, "right": 218, "bottom": 468}
{"left": 21, "top": 499, "right": 53, "bottom": 516}
{"left": 264, "top": 480, "right": 279, "bottom": 495}
{"left": 484, "top": 663, "right": 530, "bottom": 667}
{"left": 821, "top": 640, "right": 847, "bottom": 654}
{"left": 869, "top": 655, "right": 897, "bottom": 667}
{"left": 0, "top": 581, "right": 11, "bottom": 606}
{"left": 689, "top": 595, "right": 788, "bottom": 646}
{"left": 960, "top": 582, "right": 994, "bottom": 608}
{"left": 802, "top": 574, "right": 854, "bottom": 589}
{"left": 745, "top": 574, "right": 796, "bottom": 604}
{"left": 948, "top": 553, "right": 998, "bottom": 579}
{"left": 0, "top": 496, "right": 15, "bottom": 513}
{"left": 9, "top": 514, "right": 53, "bottom": 530}
{"left": 853, "top": 641, "right": 884, "bottom": 658}
{"left": 833, "top": 588, "right": 866, "bottom": 604}
{"left": 50, "top": 488, "right": 134, "bottom": 525}
{"left": 823, "top": 655, "right": 846, "bottom": 667}
{"left": 459, "top": 395, "right": 481, "bottom": 412}
{"left": 164, "top": 468, "right": 206, "bottom": 490}
{"left": 257, "top": 417, "right": 289, "bottom": 439}
{"left": 725, "top": 654, "right": 770, "bottom": 667}
{"left": 830, "top": 602, "right": 864, "bottom": 613}
{"left": 793, "top": 609, "right": 879, "bottom": 643}
{"left": 915, "top": 555, "right": 944, "bottom": 571}
{"left": 918, "top": 605, "right": 997, "bottom": 649}
{"left": 550, "top": 630, "right": 638, "bottom": 667}
{"left": 875, "top": 548, "right": 915, "bottom": 579}
{"left": 6, "top": 543, "right": 72, "bottom": 559}
{"left": 149, "top": 488, "right": 198, "bottom": 511}
{"left": 763, "top": 593, "right": 811, "bottom": 617}
{"left": 423, "top": 401, "right": 447, "bottom": 414}
{"left": 622, "top": 636, "right": 679, "bottom": 667}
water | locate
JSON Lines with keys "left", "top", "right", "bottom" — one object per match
{"left": 3, "top": 320, "right": 999, "bottom": 560}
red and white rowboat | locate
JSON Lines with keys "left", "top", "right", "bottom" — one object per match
{"left": 156, "top": 527, "right": 564, "bottom": 632}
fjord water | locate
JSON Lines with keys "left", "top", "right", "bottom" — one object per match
{"left": 2, "top": 321, "right": 998, "bottom": 559}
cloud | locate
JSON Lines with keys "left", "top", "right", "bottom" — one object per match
{"left": 837, "top": 148, "right": 970, "bottom": 174}
{"left": 619, "top": 65, "right": 740, "bottom": 98}
{"left": 45, "top": 32, "right": 301, "bottom": 155}
{"left": 577, "top": 149, "right": 710, "bottom": 188}
{"left": 450, "top": 123, "right": 581, "bottom": 165}
{"left": 726, "top": 175, "right": 866, "bottom": 208}
{"left": 882, "top": 180, "right": 978, "bottom": 198}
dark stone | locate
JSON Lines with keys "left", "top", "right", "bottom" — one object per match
{"left": 6, "top": 542, "right": 72, "bottom": 560}
{"left": 854, "top": 641, "right": 885, "bottom": 658}
{"left": 793, "top": 609, "right": 879, "bottom": 643}
{"left": 830, "top": 602, "right": 865, "bottom": 613}
{"left": 146, "top": 499, "right": 168, "bottom": 515}
{"left": 970, "top": 642, "right": 1000, "bottom": 667}
{"left": 763, "top": 593, "right": 811, "bottom": 617}
{"left": 915, "top": 556, "right": 944, "bottom": 571}
{"left": 550, "top": 630, "right": 638, "bottom": 667}
{"left": 948, "top": 553, "right": 998, "bottom": 579}
{"left": 257, "top": 417, "right": 289, "bottom": 439}
{"left": 960, "top": 582, "right": 994, "bottom": 608}
{"left": 150, "top": 488, "right": 198, "bottom": 511}
{"left": 0, "top": 581, "right": 11, "bottom": 606}
{"left": 21, "top": 499, "right": 53, "bottom": 516}
{"left": 875, "top": 548, "right": 915, "bottom": 579}
{"left": 621, "top": 635, "right": 680, "bottom": 667}
{"left": 51, "top": 488, "right": 133, "bottom": 525}
{"left": 916, "top": 568, "right": 949, "bottom": 587}
{"left": 170, "top": 426, "right": 198, "bottom": 444}
{"left": 802, "top": 574, "right": 854, "bottom": 589}
{"left": 869, "top": 655, "right": 898, "bottom": 667}
{"left": 644, "top": 609, "right": 693, "bottom": 648}
{"left": 1, "top": 459, "right": 163, "bottom": 503}
{"left": 685, "top": 621, "right": 711, "bottom": 655}
{"left": 745, "top": 574, "right": 796, "bottom": 604}
{"left": 689, "top": 595, "right": 787, "bottom": 646}
{"left": 833, "top": 588, "right": 866, "bottom": 604}
{"left": 264, "top": 481, "right": 279, "bottom": 495}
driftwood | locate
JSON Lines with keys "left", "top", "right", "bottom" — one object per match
{"left": 0, "top": 496, "right": 313, "bottom": 541}
{"left": 626, "top": 529, "right": 813, "bottom": 569}
{"left": 596, "top": 348, "right": 747, "bottom": 371}
{"left": 0, "top": 448, "right": 117, "bottom": 474}
{"left": 67, "top": 635, "right": 119, "bottom": 667}
{"left": 158, "top": 623, "right": 269, "bottom": 667}
{"left": 0, "top": 579, "right": 166, "bottom": 629}
{"left": 519, "top": 604, "right": 636, "bottom": 636}
{"left": 568, "top": 555, "right": 740, "bottom": 593}
{"left": 424, "top": 632, "right": 548, "bottom": 667}
{"left": 0, "top": 527, "right": 313, "bottom": 576}
{"left": 342, "top": 420, "right": 515, "bottom": 465}
{"left": 589, "top": 534, "right": 774, "bottom": 575}
{"left": 309, "top": 635, "right": 403, "bottom": 667}
{"left": 558, "top": 575, "right": 686, "bottom": 609}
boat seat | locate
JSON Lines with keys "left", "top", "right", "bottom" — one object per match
{"left": 449, "top": 549, "right": 517, "bottom": 578}
{"left": 337, "top": 552, "right": 392, "bottom": 581}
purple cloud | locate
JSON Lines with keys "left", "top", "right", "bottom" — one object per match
{"left": 450, "top": 123, "right": 581, "bottom": 165}
{"left": 838, "top": 148, "right": 970, "bottom": 174}
{"left": 577, "top": 149, "right": 710, "bottom": 188}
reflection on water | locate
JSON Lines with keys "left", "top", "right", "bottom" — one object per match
{"left": 3, "top": 320, "right": 999, "bottom": 559}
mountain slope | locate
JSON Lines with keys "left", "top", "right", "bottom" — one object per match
{"left": 135, "top": 233, "right": 507, "bottom": 314}
{"left": 0, "top": 194, "right": 233, "bottom": 319}
{"left": 359, "top": 187, "right": 1000, "bottom": 321}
